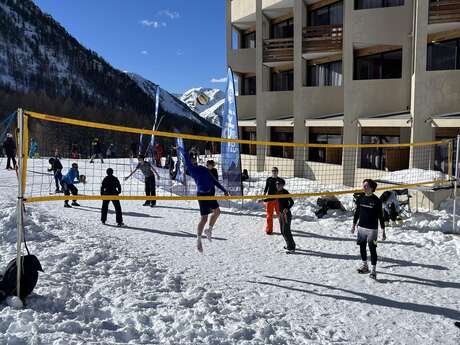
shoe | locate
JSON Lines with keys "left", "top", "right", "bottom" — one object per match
{"left": 204, "top": 227, "right": 213, "bottom": 242}
{"left": 370, "top": 269, "right": 377, "bottom": 279}
{"left": 357, "top": 263, "right": 370, "bottom": 274}
{"left": 117, "top": 223, "right": 125, "bottom": 227}
{"left": 101, "top": 221, "right": 105, "bottom": 225}
{"left": 71, "top": 201, "right": 80, "bottom": 206}
{"left": 266, "top": 232, "right": 273, "bottom": 235}
{"left": 90, "top": 160, "right": 94, "bottom": 163}
{"left": 150, "top": 203, "right": 155, "bottom": 208}
{"left": 455, "top": 322, "right": 460, "bottom": 329}
{"left": 143, "top": 202, "right": 150, "bottom": 206}
{"left": 64, "top": 203, "right": 72, "bottom": 208}
{"left": 196, "top": 236, "right": 203, "bottom": 253}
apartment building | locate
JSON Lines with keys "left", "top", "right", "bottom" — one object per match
{"left": 226, "top": 0, "right": 460, "bottom": 190}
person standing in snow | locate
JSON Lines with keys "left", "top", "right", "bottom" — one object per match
{"left": 2, "top": 133, "right": 16, "bottom": 170}
{"left": 178, "top": 146, "right": 229, "bottom": 253}
{"left": 351, "top": 179, "right": 386, "bottom": 279}
{"left": 101, "top": 168, "right": 124, "bottom": 226}
{"left": 276, "top": 178, "right": 295, "bottom": 253}
{"left": 90, "top": 138, "right": 104, "bottom": 163}
{"left": 262, "top": 167, "right": 283, "bottom": 235}
{"left": 106, "top": 144, "right": 115, "bottom": 159}
{"left": 124, "top": 154, "right": 160, "bottom": 207}
{"left": 61, "top": 163, "right": 82, "bottom": 208}
{"left": 48, "top": 156, "right": 63, "bottom": 193}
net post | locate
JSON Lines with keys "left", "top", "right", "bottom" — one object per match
{"left": 448, "top": 140, "right": 453, "bottom": 180}
{"left": 453, "top": 135, "right": 460, "bottom": 233}
{"left": 16, "top": 108, "right": 25, "bottom": 301}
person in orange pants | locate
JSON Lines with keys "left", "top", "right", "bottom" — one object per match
{"left": 263, "top": 167, "right": 283, "bottom": 234}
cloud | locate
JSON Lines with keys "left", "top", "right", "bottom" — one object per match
{"left": 158, "top": 10, "right": 180, "bottom": 20}
{"left": 211, "top": 77, "right": 227, "bottom": 83}
{"left": 176, "top": 49, "right": 184, "bottom": 56}
{"left": 141, "top": 50, "right": 149, "bottom": 55}
{"left": 140, "top": 20, "right": 167, "bottom": 28}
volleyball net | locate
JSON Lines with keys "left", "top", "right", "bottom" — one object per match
{"left": 18, "top": 109, "right": 454, "bottom": 204}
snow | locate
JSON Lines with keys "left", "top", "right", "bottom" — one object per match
{"left": 1, "top": 162, "right": 460, "bottom": 344}
{"left": 382, "top": 168, "right": 448, "bottom": 185}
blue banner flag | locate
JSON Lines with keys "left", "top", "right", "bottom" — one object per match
{"left": 175, "top": 137, "right": 187, "bottom": 187}
{"left": 221, "top": 67, "right": 242, "bottom": 196}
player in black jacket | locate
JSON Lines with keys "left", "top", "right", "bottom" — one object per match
{"left": 276, "top": 179, "right": 295, "bottom": 253}
{"left": 100, "top": 168, "right": 123, "bottom": 226}
{"left": 48, "top": 157, "right": 63, "bottom": 193}
{"left": 262, "top": 167, "right": 283, "bottom": 234}
{"left": 352, "top": 179, "right": 386, "bottom": 279}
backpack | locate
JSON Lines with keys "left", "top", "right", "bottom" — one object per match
{"left": 0, "top": 244, "right": 43, "bottom": 302}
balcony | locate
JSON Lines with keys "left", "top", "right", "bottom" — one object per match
{"left": 263, "top": 38, "right": 294, "bottom": 63}
{"left": 303, "top": 25, "right": 343, "bottom": 54}
{"left": 429, "top": 0, "right": 460, "bottom": 24}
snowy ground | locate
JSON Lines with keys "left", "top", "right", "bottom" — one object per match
{"left": 0, "top": 165, "right": 460, "bottom": 344}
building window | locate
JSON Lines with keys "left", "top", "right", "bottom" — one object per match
{"left": 427, "top": 38, "right": 460, "bottom": 71}
{"left": 271, "top": 18, "right": 294, "bottom": 39}
{"left": 309, "top": 129, "right": 343, "bottom": 164}
{"left": 242, "top": 31, "right": 256, "bottom": 49}
{"left": 241, "top": 76, "right": 256, "bottom": 95}
{"left": 308, "top": 1, "right": 343, "bottom": 26}
{"left": 435, "top": 128, "right": 460, "bottom": 175}
{"left": 307, "top": 60, "right": 343, "bottom": 86}
{"left": 241, "top": 127, "right": 257, "bottom": 155}
{"left": 271, "top": 69, "right": 294, "bottom": 91}
{"left": 354, "top": 49, "right": 402, "bottom": 80}
{"left": 270, "top": 127, "right": 293, "bottom": 158}
{"left": 360, "top": 134, "right": 409, "bottom": 171}
{"left": 355, "top": 0, "right": 404, "bottom": 10}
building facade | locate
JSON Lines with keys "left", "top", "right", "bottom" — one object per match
{"left": 227, "top": 0, "right": 460, "bottom": 187}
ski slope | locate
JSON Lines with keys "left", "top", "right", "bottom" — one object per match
{"left": 0, "top": 164, "right": 459, "bottom": 344}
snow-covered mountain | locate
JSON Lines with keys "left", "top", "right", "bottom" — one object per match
{"left": 0, "top": 0, "right": 220, "bottom": 137}
{"left": 180, "top": 88, "right": 225, "bottom": 127}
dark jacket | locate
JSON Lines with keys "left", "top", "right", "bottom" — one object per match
{"left": 49, "top": 158, "right": 63, "bottom": 173}
{"left": 278, "top": 189, "right": 294, "bottom": 213}
{"left": 263, "top": 176, "right": 283, "bottom": 201}
{"left": 353, "top": 194, "right": 385, "bottom": 230}
{"left": 101, "top": 175, "right": 122, "bottom": 195}
{"left": 2, "top": 137, "right": 16, "bottom": 156}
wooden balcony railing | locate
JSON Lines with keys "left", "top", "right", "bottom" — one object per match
{"left": 429, "top": 0, "right": 460, "bottom": 24}
{"left": 303, "top": 25, "right": 343, "bottom": 53}
{"left": 263, "top": 38, "right": 294, "bottom": 63}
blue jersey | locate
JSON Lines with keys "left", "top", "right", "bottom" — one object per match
{"left": 179, "top": 147, "right": 226, "bottom": 194}
{"left": 61, "top": 168, "right": 79, "bottom": 185}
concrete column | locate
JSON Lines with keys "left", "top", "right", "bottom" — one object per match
{"left": 226, "top": 0, "right": 232, "bottom": 64}
{"left": 410, "top": 0, "right": 434, "bottom": 169}
{"left": 256, "top": 0, "right": 267, "bottom": 171}
{"left": 342, "top": 0, "right": 358, "bottom": 186}
{"left": 293, "top": 0, "right": 306, "bottom": 177}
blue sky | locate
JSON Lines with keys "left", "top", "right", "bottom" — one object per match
{"left": 33, "top": 0, "right": 227, "bottom": 94}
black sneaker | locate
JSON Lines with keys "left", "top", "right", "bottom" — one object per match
{"left": 71, "top": 201, "right": 80, "bottom": 206}
{"left": 357, "top": 264, "right": 370, "bottom": 274}
{"left": 150, "top": 203, "right": 155, "bottom": 208}
{"left": 143, "top": 202, "right": 150, "bottom": 206}
{"left": 64, "top": 203, "right": 72, "bottom": 208}
{"left": 455, "top": 322, "right": 460, "bottom": 329}
{"left": 117, "top": 223, "right": 125, "bottom": 227}
{"left": 102, "top": 221, "right": 106, "bottom": 225}
{"left": 370, "top": 270, "right": 377, "bottom": 279}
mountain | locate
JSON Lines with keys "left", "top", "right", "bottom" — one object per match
{"left": 180, "top": 88, "right": 225, "bottom": 127}
{"left": 0, "top": 0, "right": 220, "bottom": 153}
{"left": 127, "top": 74, "right": 221, "bottom": 134}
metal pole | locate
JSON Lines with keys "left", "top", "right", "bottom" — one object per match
{"left": 453, "top": 135, "right": 460, "bottom": 233}
{"left": 16, "top": 108, "right": 24, "bottom": 300}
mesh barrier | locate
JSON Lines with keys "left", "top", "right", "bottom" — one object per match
{"left": 21, "top": 110, "right": 454, "bottom": 203}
